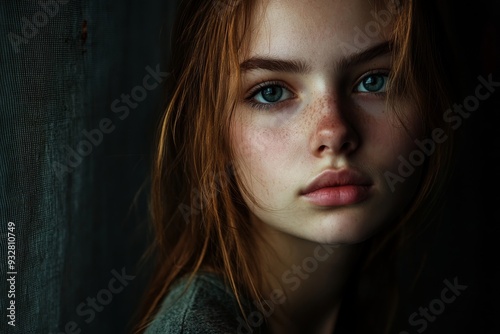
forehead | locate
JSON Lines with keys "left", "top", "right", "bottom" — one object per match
{"left": 245, "top": 0, "right": 394, "bottom": 62}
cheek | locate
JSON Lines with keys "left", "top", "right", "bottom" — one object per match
{"left": 365, "top": 105, "right": 425, "bottom": 199}
{"left": 371, "top": 123, "right": 412, "bottom": 164}
{"left": 361, "top": 101, "right": 424, "bottom": 165}
{"left": 231, "top": 116, "right": 297, "bottom": 168}
{"left": 231, "top": 121, "right": 269, "bottom": 182}
{"left": 230, "top": 120, "right": 298, "bottom": 201}
{"left": 237, "top": 126, "right": 274, "bottom": 161}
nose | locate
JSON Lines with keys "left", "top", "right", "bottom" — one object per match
{"left": 309, "top": 95, "right": 359, "bottom": 157}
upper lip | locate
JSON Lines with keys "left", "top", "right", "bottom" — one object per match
{"left": 300, "top": 169, "right": 372, "bottom": 195}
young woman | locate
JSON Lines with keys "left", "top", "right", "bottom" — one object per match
{"left": 133, "top": 0, "right": 457, "bottom": 333}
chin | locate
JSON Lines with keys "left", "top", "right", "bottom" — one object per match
{"left": 302, "top": 206, "right": 397, "bottom": 245}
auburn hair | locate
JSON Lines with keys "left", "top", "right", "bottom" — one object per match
{"left": 132, "top": 0, "right": 457, "bottom": 333}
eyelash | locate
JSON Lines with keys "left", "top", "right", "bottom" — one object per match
{"left": 353, "top": 70, "right": 390, "bottom": 97}
{"left": 245, "top": 70, "right": 390, "bottom": 111}
{"left": 245, "top": 80, "right": 294, "bottom": 111}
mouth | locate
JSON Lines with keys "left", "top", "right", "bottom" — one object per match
{"left": 300, "top": 169, "right": 373, "bottom": 207}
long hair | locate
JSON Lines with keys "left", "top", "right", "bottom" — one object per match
{"left": 132, "top": 1, "right": 261, "bottom": 332}
{"left": 133, "top": 0, "right": 458, "bottom": 333}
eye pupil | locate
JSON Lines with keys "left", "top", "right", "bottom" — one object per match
{"left": 362, "top": 75, "right": 385, "bottom": 92}
{"left": 262, "top": 86, "right": 283, "bottom": 102}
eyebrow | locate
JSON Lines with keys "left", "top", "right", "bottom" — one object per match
{"left": 335, "top": 41, "right": 392, "bottom": 72}
{"left": 239, "top": 41, "right": 392, "bottom": 74}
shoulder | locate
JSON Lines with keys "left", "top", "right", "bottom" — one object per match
{"left": 144, "top": 272, "right": 253, "bottom": 334}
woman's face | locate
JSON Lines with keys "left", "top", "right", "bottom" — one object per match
{"left": 231, "top": 0, "right": 423, "bottom": 245}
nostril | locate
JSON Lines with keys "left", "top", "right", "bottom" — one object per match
{"left": 318, "top": 144, "right": 328, "bottom": 153}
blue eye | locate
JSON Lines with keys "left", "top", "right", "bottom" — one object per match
{"left": 247, "top": 82, "right": 294, "bottom": 110}
{"left": 355, "top": 73, "right": 389, "bottom": 93}
{"left": 260, "top": 86, "right": 283, "bottom": 102}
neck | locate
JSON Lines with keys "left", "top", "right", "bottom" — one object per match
{"left": 253, "top": 222, "right": 364, "bottom": 334}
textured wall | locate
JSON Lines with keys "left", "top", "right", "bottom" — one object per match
{"left": 0, "top": 1, "right": 177, "bottom": 333}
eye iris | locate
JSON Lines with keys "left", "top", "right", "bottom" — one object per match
{"left": 261, "top": 86, "right": 283, "bottom": 102}
{"left": 362, "top": 75, "right": 384, "bottom": 92}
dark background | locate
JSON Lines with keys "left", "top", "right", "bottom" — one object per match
{"left": 393, "top": 1, "right": 500, "bottom": 333}
{"left": 0, "top": 1, "right": 498, "bottom": 333}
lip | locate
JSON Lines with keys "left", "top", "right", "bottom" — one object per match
{"left": 300, "top": 169, "right": 373, "bottom": 207}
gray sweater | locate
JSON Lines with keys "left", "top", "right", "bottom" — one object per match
{"left": 144, "top": 273, "right": 268, "bottom": 334}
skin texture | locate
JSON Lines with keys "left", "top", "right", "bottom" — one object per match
{"left": 232, "top": 0, "right": 421, "bottom": 245}
{"left": 230, "top": 0, "right": 423, "bottom": 332}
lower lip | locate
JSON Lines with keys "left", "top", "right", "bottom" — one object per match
{"left": 302, "top": 185, "right": 371, "bottom": 207}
